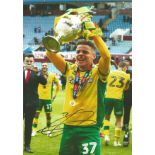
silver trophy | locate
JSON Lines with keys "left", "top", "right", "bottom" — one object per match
{"left": 42, "top": 6, "right": 96, "bottom": 53}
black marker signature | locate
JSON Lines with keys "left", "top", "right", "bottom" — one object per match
{"left": 37, "top": 109, "right": 96, "bottom": 138}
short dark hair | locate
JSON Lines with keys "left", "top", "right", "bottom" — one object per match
{"left": 23, "top": 53, "right": 34, "bottom": 61}
{"left": 76, "top": 39, "right": 96, "bottom": 51}
{"left": 118, "top": 61, "right": 128, "bottom": 68}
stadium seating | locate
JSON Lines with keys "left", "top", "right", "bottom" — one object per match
{"left": 24, "top": 0, "right": 131, "bottom": 4}
{"left": 104, "top": 14, "right": 132, "bottom": 38}
{"left": 23, "top": 15, "right": 106, "bottom": 49}
{"left": 106, "top": 40, "right": 132, "bottom": 54}
{"left": 23, "top": 14, "right": 132, "bottom": 56}
{"left": 23, "top": 16, "right": 55, "bottom": 49}
{"left": 92, "top": 15, "right": 108, "bottom": 23}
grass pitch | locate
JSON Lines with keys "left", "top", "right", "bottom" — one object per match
{"left": 24, "top": 91, "right": 132, "bottom": 155}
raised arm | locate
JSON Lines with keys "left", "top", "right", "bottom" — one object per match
{"left": 93, "top": 36, "right": 111, "bottom": 79}
{"left": 46, "top": 51, "right": 67, "bottom": 74}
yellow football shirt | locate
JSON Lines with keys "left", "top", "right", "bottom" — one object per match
{"left": 62, "top": 63, "right": 106, "bottom": 126}
{"left": 38, "top": 72, "right": 59, "bottom": 100}
{"left": 105, "top": 70, "right": 130, "bottom": 100}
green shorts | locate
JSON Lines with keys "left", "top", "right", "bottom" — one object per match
{"left": 59, "top": 125, "right": 101, "bottom": 155}
{"left": 104, "top": 98, "right": 123, "bottom": 116}
{"left": 36, "top": 99, "right": 52, "bottom": 112}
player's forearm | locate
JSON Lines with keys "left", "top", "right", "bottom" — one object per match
{"left": 98, "top": 58, "right": 111, "bottom": 76}
{"left": 55, "top": 83, "right": 60, "bottom": 95}
{"left": 53, "top": 89, "right": 59, "bottom": 98}
{"left": 46, "top": 51, "right": 66, "bottom": 73}
{"left": 93, "top": 36, "right": 111, "bottom": 60}
{"left": 93, "top": 36, "right": 111, "bottom": 75}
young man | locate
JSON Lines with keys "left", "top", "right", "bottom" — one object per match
{"left": 23, "top": 54, "right": 47, "bottom": 153}
{"left": 103, "top": 61, "right": 130, "bottom": 147}
{"left": 32, "top": 63, "right": 60, "bottom": 136}
{"left": 45, "top": 32, "right": 111, "bottom": 154}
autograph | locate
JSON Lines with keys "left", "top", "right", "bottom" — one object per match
{"left": 37, "top": 109, "right": 95, "bottom": 138}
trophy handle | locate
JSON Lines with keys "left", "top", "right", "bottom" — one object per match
{"left": 42, "top": 36, "right": 60, "bottom": 53}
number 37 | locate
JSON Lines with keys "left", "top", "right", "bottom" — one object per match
{"left": 82, "top": 142, "right": 97, "bottom": 154}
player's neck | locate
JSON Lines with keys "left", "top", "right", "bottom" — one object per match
{"left": 78, "top": 65, "right": 92, "bottom": 72}
{"left": 79, "top": 67, "right": 87, "bottom": 72}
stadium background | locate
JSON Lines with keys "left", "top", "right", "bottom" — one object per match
{"left": 3, "top": 0, "right": 155, "bottom": 155}
{"left": 23, "top": 0, "right": 132, "bottom": 154}
{"left": 23, "top": 0, "right": 132, "bottom": 75}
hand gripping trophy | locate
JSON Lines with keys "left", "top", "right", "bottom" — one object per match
{"left": 42, "top": 6, "right": 102, "bottom": 53}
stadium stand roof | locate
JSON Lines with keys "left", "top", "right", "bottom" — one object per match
{"left": 24, "top": 0, "right": 132, "bottom": 4}
{"left": 23, "top": 47, "right": 33, "bottom": 54}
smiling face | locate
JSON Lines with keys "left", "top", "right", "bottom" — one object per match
{"left": 76, "top": 44, "right": 96, "bottom": 71}
{"left": 24, "top": 56, "right": 34, "bottom": 69}
{"left": 42, "top": 63, "right": 48, "bottom": 73}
